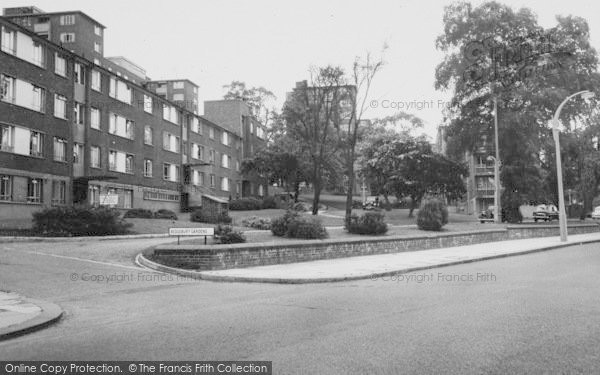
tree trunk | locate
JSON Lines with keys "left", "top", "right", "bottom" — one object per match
{"left": 344, "top": 151, "right": 356, "bottom": 219}
{"left": 312, "top": 162, "right": 321, "bottom": 215}
{"left": 408, "top": 196, "right": 417, "bottom": 218}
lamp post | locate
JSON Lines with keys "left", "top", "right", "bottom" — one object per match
{"left": 492, "top": 96, "right": 501, "bottom": 224}
{"left": 551, "top": 90, "right": 595, "bottom": 242}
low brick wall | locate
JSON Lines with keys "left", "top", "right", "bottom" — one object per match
{"left": 151, "top": 223, "right": 599, "bottom": 271}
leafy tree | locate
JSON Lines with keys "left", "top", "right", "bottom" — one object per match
{"left": 222, "top": 81, "right": 277, "bottom": 132}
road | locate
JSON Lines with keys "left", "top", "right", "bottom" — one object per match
{"left": 0, "top": 238, "right": 599, "bottom": 374}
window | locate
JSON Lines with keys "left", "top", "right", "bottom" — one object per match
{"left": 51, "top": 180, "right": 66, "bottom": 205}
{"left": 143, "top": 95, "right": 152, "bottom": 114}
{"left": 220, "top": 177, "right": 230, "bottom": 192}
{"left": 173, "top": 93, "right": 184, "bottom": 101}
{"left": 209, "top": 149, "right": 215, "bottom": 164}
{"left": 162, "top": 104, "right": 179, "bottom": 124}
{"left": 0, "top": 175, "right": 12, "bottom": 201}
{"left": 73, "top": 102, "right": 84, "bottom": 125}
{"left": 191, "top": 117, "right": 199, "bottom": 133}
{"left": 91, "top": 70, "right": 101, "bottom": 91}
{"left": 173, "top": 81, "right": 184, "bottom": 89}
{"left": 144, "top": 126, "right": 153, "bottom": 145}
{"left": 1, "top": 75, "right": 45, "bottom": 112}
{"left": 29, "top": 131, "right": 43, "bottom": 157}
{"left": 193, "top": 170, "right": 204, "bottom": 186}
{"left": 210, "top": 174, "right": 215, "bottom": 188}
{"left": 59, "top": 33, "right": 75, "bottom": 43}
{"left": 236, "top": 160, "right": 240, "bottom": 172}
{"left": 94, "top": 42, "right": 101, "bottom": 53}
{"left": 32, "top": 42, "right": 44, "bottom": 67}
{"left": 1, "top": 27, "right": 16, "bottom": 55}
{"left": 0, "top": 125, "right": 14, "bottom": 152}
{"left": 143, "top": 191, "right": 179, "bottom": 202}
{"left": 55, "top": 53, "right": 66, "bottom": 76}
{"left": 125, "top": 154, "right": 134, "bottom": 174}
{"left": 109, "top": 113, "right": 134, "bottom": 139}
{"left": 27, "top": 178, "right": 43, "bottom": 203}
{"left": 88, "top": 185, "right": 100, "bottom": 205}
{"left": 256, "top": 126, "right": 265, "bottom": 139}
{"left": 53, "top": 137, "right": 67, "bottom": 162}
{"left": 94, "top": 26, "right": 102, "bottom": 36}
{"left": 209, "top": 126, "right": 215, "bottom": 139}
{"left": 59, "top": 15, "right": 75, "bottom": 25}
{"left": 74, "top": 63, "right": 85, "bottom": 85}
{"left": 90, "top": 107, "right": 100, "bottom": 129}
{"left": 123, "top": 190, "right": 133, "bottom": 209}
{"left": 221, "top": 153, "right": 230, "bottom": 168}
{"left": 109, "top": 77, "right": 132, "bottom": 104}
{"left": 90, "top": 146, "right": 100, "bottom": 168}
{"left": 54, "top": 94, "right": 67, "bottom": 119}
{"left": 163, "top": 163, "right": 180, "bottom": 182}
{"left": 162, "top": 132, "right": 180, "bottom": 153}
{"left": 73, "top": 143, "right": 83, "bottom": 164}
{"left": 221, "top": 131, "right": 230, "bottom": 145}
{"left": 144, "top": 159, "right": 153, "bottom": 177}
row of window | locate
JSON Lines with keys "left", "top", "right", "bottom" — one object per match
{"left": 0, "top": 124, "right": 79, "bottom": 162}
{"left": 0, "top": 175, "right": 66, "bottom": 204}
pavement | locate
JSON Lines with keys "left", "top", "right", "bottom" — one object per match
{"left": 139, "top": 232, "right": 600, "bottom": 283}
{"left": 0, "top": 292, "right": 62, "bottom": 340}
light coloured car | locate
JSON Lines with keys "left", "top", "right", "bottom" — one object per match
{"left": 592, "top": 206, "right": 600, "bottom": 220}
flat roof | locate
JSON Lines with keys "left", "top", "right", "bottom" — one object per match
{"left": 4, "top": 10, "right": 106, "bottom": 28}
{"left": 147, "top": 79, "right": 199, "bottom": 88}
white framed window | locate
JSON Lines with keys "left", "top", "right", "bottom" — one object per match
{"left": 27, "top": 178, "right": 43, "bottom": 203}
{"left": 209, "top": 126, "right": 215, "bottom": 139}
{"left": 0, "top": 125, "right": 14, "bottom": 152}
{"left": 220, "top": 177, "right": 229, "bottom": 192}
{"left": 54, "top": 94, "right": 67, "bottom": 119}
{"left": 73, "top": 102, "right": 84, "bottom": 125}
{"left": 59, "top": 14, "right": 75, "bottom": 25}
{"left": 1, "top": 75, "right": 45, "bottom": 112}
{"left": 0, "top": 175, "right": 13, "bottom": 201}
{"left": 31, "top": 86, "right": 44, "bottom": 112}
{"left": 73, "top": 143, "right": 83, "bottom": 164}
{"left": 143, "top": 95, "right": 152, "bottom": 114}
{"left": 59, "top": 33, "right": 75, "bottom": 43}
{"left": 29, "top": 131, "right": 43, "bottom": 157}
{"left": 94, "top": 25, "right": 102, "bottom": 36}
{"left": 163, "top": 163, "right": 180, "bottom": 182}
{"left": 144, "top": 126, "right": 153, "bottom": 145}
{"left": 236, "top": 160, "right": 240, "bottom": 172}
{"left": 91, "top": 70, "right": 101, "bottom": 91}
{"left": 108, "top": 150, "right": 134, "bottom": 173}
{"left": 90, "top": 107, "right": 100, "bottom": 129}
{"left": 162, "top": 104, "right": 179, "bottom": 124}
{"left": 210, "top": 174, "right": 215, "bottom": 188}
{"left": 191, "top": 117, "right": 199, "bottom": 133}
{"left": 54, "top": 53, "right": 66, "bottom": 76}
{"left": 74, "top": 63, "right": 85, "bottom": 85}
{"left": 173, "top": 81, "right": 184, "bottom": 89}
{"left": 53, "top": 137, "right": 67, "bottom": 162}
{"left": 221, "top": 153, "right": 230, "bottom": 168}
{"left": 2, "top": 27, "right": 45, "bottom": 67}
{"left": 32, "top": 42, "right": 44, "bottom": 67}
{"left": 221, "top": 131, "right": 229, "bottom": 146}
{"left": 1, "top": 26, "right": 16, "bottom": 55}
{"left": 162, "top": 132, "right": 180, "bottom": 153}
{"left": 51, "top": 180, "right": 66, "bottom": 205}
{"left": 191, "top": 143, "right": 204, "bottom": 160}
{"left": 90, "top": 146, "right": 100, "bottom": 168}
{"left": 173, "top": 93, "right": 184, "bottom": 101}
{"left": 123, "top": 190, "right": 133, "bottom": 209}
{"left": 0, "top": 74, "right": 15, "bottom": 104}
{"left": 109, "top": 77, "right": 132, "bottom": 104}
{"left": 125, "top": 154, "right": 134, "bottom": 174}
{"left": 109, "top": 113, "right": 134, "bottom": 139}
{"left": 94, "top": 42, "right": 101, "bottom": 53}
{"left": 209, "top": 149, "right": 215, "bottom": 164}
{"left": 144, "top": 159, "right": 153, "bottom": 177}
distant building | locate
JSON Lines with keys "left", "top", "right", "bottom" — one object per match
{"left": 145, "top": 79, "right": 199, "bottom": 114}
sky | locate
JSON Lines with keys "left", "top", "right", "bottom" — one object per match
{"left": 3, "top": 0, "right": 600, "bottom": 139}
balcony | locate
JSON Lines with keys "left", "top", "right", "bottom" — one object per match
{"left": 475, "top": 165, "right": 495, "bottom": 175}
{"left": 476, "top": 188, "right": 495, "bottom": 198}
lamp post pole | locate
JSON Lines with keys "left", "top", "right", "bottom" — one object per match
{"left": 551, "top": 90, "right": 595, "bottom": 242}
{"left": 493, "top": 97, "right": 501, "bottom": 224}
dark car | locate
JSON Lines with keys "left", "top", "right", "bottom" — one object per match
{"left": 478, "top": 205, "right": 507, "bottom": 223}
{"left": 533, "top": 204, "right": 559, "bottom": 222}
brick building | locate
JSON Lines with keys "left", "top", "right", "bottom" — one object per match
{"left": 0, "top": 11, "right": 266, "bottom": 221}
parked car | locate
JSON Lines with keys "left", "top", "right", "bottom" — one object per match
{"left": 533, "top": 204, "right": 559, "bottom": 222}
{"left": 362, "top": 197, "right": 381, "bottom": 211}
{"left": 478, "top": 205, "right": 506, "bottom": 223}
{"left": 592, "top": 206, "right": 600, "bottom": 220}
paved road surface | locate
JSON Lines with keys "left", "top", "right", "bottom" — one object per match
{"left": 0, "top": 239, "right": 599, "bottom": 374}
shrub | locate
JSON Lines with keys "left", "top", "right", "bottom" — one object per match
{"left": 190, "top": 209, "right": 232, "bottom": 224}
{"left": 123, "top": 208, "right": 154, "bottom": 219}
{"left": 260, "top": 196, "right": 278, "bottom": 209}
{"left": 215, "top": 224, "right": 246, "bottom": 244}
{"left": 229, "top": 198, "right": 263, "bottom": 211}
{"left": 416, "top": 199, "right": 449, "bottom": 231}
{"left": 291, "top": 202, "right": 308, "bottom": 212}
{"left": 345, "top": 212, "right": 388, "bottom": 235}
{"left": 286, "top": 216, "right": 328, "bottom": 239}
{"left": 271, "top": 210, "right": 327, "bottom": 239}
{"left": 352, "top": 200, "right": 363, "bottom": 209}
{"left": 32, "top": 206, "right": 132, "bottom": 236}
{"left": 241, "top": 216, "right": 272, "bottom": 230}
{"left": 154, "top": 209, "right": 178, "bottom": 220}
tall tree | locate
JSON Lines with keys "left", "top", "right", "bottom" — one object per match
{"left": 222, "top": 81, "right": 277, "bottom": 131}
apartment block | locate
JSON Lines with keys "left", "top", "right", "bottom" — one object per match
{"left": 145, "top": 79, "right": 199, "bottom": 114}
{"left": 0, "top": 14, "right": 265, "bottom": 221}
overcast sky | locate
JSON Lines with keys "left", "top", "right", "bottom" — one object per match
{"left": 3, "top": 0, "right": 600, "bottom": 138}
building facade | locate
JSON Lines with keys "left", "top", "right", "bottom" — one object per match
{"left": 0, "top": 13, "right": 265, "bottom": 221}
{"left": 145, "top": 79, "right": 199, "bottom": 114}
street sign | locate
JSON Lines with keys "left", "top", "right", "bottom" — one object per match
{"left": 169, "top": 228, "right": 214, "bottom": 236}
{"left": 99, "top": 194, "right": 119, "bottom": 206}
{"left": 169, "top": 227, "right": 215, "bottom": 244}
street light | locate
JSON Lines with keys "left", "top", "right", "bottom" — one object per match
{"left": 487, "top": 155, "right": 501, "bottom": 223}
{"left": 551, "top": 90, "right": 595, "bottom": 242}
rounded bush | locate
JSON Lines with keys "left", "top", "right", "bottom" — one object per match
{"left": 154, "top": 209, "right": 178, "bottom": 220}
{"left": 190, "top": 209, "right": 232, "bottom": 224}
{"left": 229, "top": 198, "right": 263, "bottom": 211}
{"left": 260, "top": 196, "right": 278, "bottom": 209}
{"left": 270, "top": 210, "right": 300, "bottom": 237}
{"left": 33, "top": 206, "right": 132, "bottom": 236}
{"left": 416, "top": 199, "right": 449, "bottom": 231}
{"left": 123, "top": 208, "right": 154, "bottom": 219}
{"left": 345, "top": 212, "right": 388, "bottom": 235}
{"left": 241, "top": 216, "right": 272, "bottom": 230}
{"left": 286, "top": 216, "right": 328, "bottom": 239}
{"left": 215, "top": 224, "right": 246, "bottom": 244}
